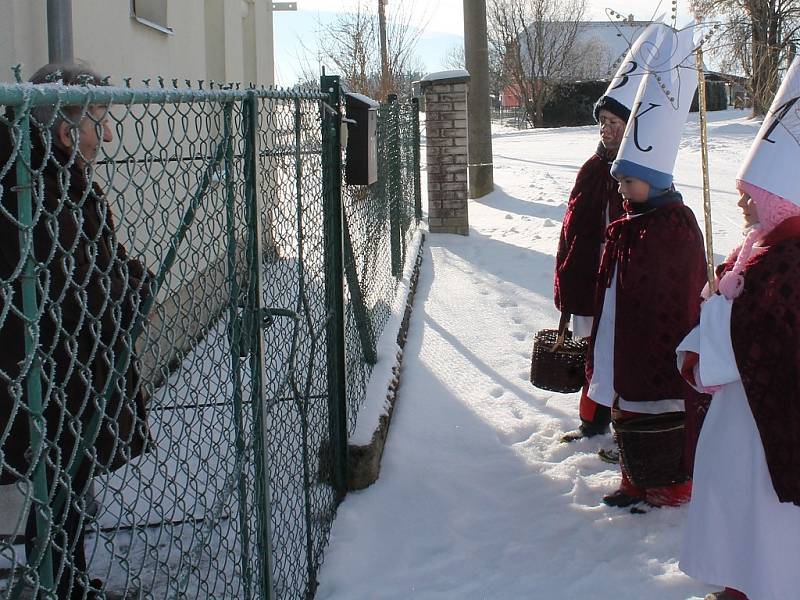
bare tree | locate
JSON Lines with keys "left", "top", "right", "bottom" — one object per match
{"left": 442, "top": 44, "right": 466, "bottom": 70}
{"left": 570, "top": 38, "right": 614, "bottom": 80}
{"left": 488, "top": 0, "right": 587, "bottom": 127}
{"left": 691, "top": 0, "right": 800, "bottom": 115}
{"left": 441, "top": 42, "right": 506, "bottom": 97}
{"left": 297, "top": 0, "right": 427, "bottom": 99}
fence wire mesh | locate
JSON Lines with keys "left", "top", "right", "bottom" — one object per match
{"left": 0, "top": 74, "right": 420, "bottom": 600}
{"left": 340, "top": 97, "right": 421, "bottom": 433}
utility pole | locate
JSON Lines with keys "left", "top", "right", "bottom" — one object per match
{"left": 378, "top": 0, "right": 390, "bottom": 99}
{"left": 463, "top": 0, "right": 494, "bottom": 198}
{"left": 47, "top": 0, "right": 74, "bottom": 62}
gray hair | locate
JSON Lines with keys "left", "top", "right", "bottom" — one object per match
{"left": 28, "top": 61, "right": 109, "bottom": 144}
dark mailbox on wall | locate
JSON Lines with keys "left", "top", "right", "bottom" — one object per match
{"left": 345, "top": 92, "right": 379, "bottom": 186}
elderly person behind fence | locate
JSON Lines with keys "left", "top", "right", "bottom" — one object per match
{"left": 0, "top": 62, "right": 151, "bottom": 599}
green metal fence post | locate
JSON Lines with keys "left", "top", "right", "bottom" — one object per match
{"left": 13, "top": 101, "right": 56, "bottom": 598}
{"left": 388, "top": 94, "right": 402, "bottom": 277}
{"left": 242, "top": 90, "right": 277, "bottom": 600}
{"left": 293, "top": 95, "right": 320, "bottom": 595}
{"left": 223, "top": 100, "right": 255, "bottom": 600}
{"left": 320, "top": 74, "right": 348, "bottom": 500}
{"left": 411, "top": 97, "right": 423, "bottom": 221}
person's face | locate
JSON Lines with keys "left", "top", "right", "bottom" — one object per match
{"left": 617, "top": 175, "right": 650, "bottom": 203}
{"left": 737, "top": 192, "right": 759, "bottom": 227}
{"left": 598, "top": 108, "right": 626, "bottom": 155}
{"left": 58, "top": 105, "right": 113, "bottom": 167}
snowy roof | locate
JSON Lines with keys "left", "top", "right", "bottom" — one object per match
{"left": 574, "top": 20, "right": 652, "bottom": 65}
{"left": 345, "top": 92, "right": 380, "bottom": 108}
{"left": 517, "top": 19, "right": 657, "bottom": 78}
{"left": 421, "top": 69, "right": 470, "bottom": 83}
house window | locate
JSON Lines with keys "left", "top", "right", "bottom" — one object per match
{"left": 131, "top": 0, "right": 173, "bottom": 35}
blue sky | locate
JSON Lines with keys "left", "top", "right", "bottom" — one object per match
{"left": 273, "top": 1, "right": 694, "bottom": 86}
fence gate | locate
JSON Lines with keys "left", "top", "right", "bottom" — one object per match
{"left": 243, "top": 78, "right": 348, "bottom": 599}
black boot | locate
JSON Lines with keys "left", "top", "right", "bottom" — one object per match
{"left": 597, "top": 447, "right": 620, "bottom": 463}
{"left": 602, "top": 489, "right": 642, "bottom": 508}
{"left": 560, "top": 422, "right": 608, "bottom": 443}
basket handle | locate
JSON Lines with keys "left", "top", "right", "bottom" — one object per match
{"left": 552, "top": 311, "right": 571, "bottom": 351}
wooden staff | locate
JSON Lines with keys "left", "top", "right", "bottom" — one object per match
{"left": 696, "top": 43, "right": 716, "bottom": 290}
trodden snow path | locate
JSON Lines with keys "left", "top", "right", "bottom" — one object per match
{"left": 315, "top": 110, "right": 759, "bottom": 600}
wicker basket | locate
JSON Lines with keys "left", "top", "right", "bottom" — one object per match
{"left": 529, "top": 328, "right": 587, "bottom": 393}
{"left": 614, "top": 412, "right": 688, "bottom": 488}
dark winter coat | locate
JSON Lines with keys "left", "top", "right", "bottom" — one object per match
{"left": 554, "top": 143, "right": 625, "bottom": 317}
{"left": 0, "top": 114, "right": 151, "bottom": 484}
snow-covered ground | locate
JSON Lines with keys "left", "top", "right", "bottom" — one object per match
{"left": 315, "top": 109, "right": 759, "bottom": 600}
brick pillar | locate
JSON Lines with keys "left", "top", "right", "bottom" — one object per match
{"left": 420, "top": 71, "right": 470, "bottom": 235}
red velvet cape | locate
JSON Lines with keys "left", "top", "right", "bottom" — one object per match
{"left": 722, "top": 216, "right": 800, "bottom": 506}
{"left": 554, "top": 144, "right": 624, "bottom": 316}
{"left": 587, "top": 197, "right": 708, "bottom": 402}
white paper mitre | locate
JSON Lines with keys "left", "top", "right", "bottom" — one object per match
{"left": 737, "top": 56, "right": 800, "bottom": 206}
{"left": 599, "top": 18, "right": 666, "bottom": 114}
{"left": 611, "top": 23, "right": 700, "bottom": 189}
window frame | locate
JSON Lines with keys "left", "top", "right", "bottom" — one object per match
{"left": 130, "top": 0, "right": 174, "bottom": 35}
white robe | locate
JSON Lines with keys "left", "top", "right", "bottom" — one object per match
{"left": 678, "top": 294, "right": 800, "bottom": 600}
{"left": 571, "top": 314, "right": 593, "bottom": 339}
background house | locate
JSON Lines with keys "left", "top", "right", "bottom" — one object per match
{"left": 501, "top": 15, "right": 650, "bottom": 109}
{"left": 500, "top": 16, "right": 734, "bottom": 125}
{"left": 0, "top": 0, "right": 275, "bottom": 85}
{"left": 573, "top": 15, "right": 651, "bottom": 79}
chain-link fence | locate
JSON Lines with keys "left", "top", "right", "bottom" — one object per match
{"left": 340, "top": 95, "right": 421, "bottom": 433}
{"left": 0, "top": 71, "right": 420, "bottom": 600}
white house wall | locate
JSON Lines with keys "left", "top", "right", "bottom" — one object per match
{"left": 0, "top": 0, "right": 275, "bottom": 85}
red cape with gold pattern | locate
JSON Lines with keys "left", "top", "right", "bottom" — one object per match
{"left": 720, "top": 216, "right": 800, "bottom": 505}
{"left": 587, "top": 196, "right": 708, "bottom": 401}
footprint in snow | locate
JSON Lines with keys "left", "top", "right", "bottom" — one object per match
{"left": 543, "top": 219, "right": 555, "bottom": 227}
{"left": 512, "top": 331, "right": 527, "bottom": 341}
{"left": 489, "top": 385, "right": 505, "bottom": 398}
{"left": 498, "top": 298, "right": 518, "bottom": 308}
{"left": 504, "top": 213, "right": 514, "bottom": 220}
{"left": 500, "top": 426, "right": 531, "bottom": 446}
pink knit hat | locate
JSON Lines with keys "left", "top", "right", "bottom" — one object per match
{"left": 718, "top": 180, "right": 800, "bottom": 299}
